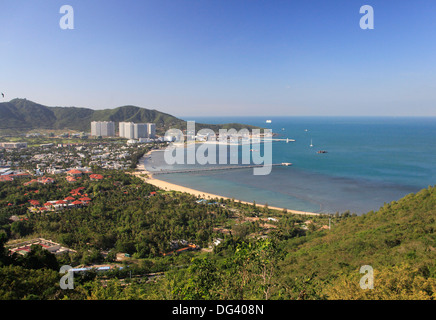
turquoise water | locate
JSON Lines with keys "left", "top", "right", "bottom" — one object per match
{"left": 145, "top": 117, "right": 436, "bottom": 214}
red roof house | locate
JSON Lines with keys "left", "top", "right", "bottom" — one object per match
{"left": 66, "top": 176, "right": 77, "bottom": 183}
{"left": 29, "top": 200, "right": 40, "bottom": 206}
{"left": 0, "top": 176, "right": 14, "bottom": 182}
{"left": 67, "top": 169, "right": 82, "bottom": 177}
{"left": 89, "top": 174, "right": 104, "bottom": 181}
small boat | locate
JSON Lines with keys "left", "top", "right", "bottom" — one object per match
{"left": 266, "top": 120, "right": 272, "bottom": 123}
{"left": 310, "top": 139, "right": 313, "bottom": 148}
{"left": 281, "top": 162, "right": 292, "bottom": 166}
{"left": 317, "top": 150, "right": 328, "bottom": 154}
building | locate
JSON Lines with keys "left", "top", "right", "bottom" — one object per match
{"left": 6, "top": 238, "right": 76, "bottom": 256}
{"left": 91, "top": 121, "right": 115, "bottom": 137}
{"left": 134, "top": 123, "right": 148, "bottom": 139}
{"left": 147, "top": 123, "right": 156, "bottom": 139}
{"left": 119, "top": 122, "right": 134, "bottom": 139}
{"left": 67, "top": 169, "right": 82, "bottom": 177}
{"left": 119, "top": 122, "right": 125, "bottom": 138}
{"left": 119, "top": 122, "right": 152, "bottom": 139}
{"left": 0, "top": 142, "right": 27, "bottom": 149}
{"left": 89, "top": 173, "right": 104, "bottom": 180}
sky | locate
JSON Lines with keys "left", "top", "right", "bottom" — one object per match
{"left": 1, "top": 0, "right": 436, "bottom": 117}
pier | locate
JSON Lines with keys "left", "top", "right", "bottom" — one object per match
{"left": 263, "top": 138, "right": 295, "bottom": 142}
{"left": 151, "top": 163, "right": 291, "bottom": 175}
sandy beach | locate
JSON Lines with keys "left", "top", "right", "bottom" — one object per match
{"left": 134, "top": 151, "right": 319, "bottom": 216}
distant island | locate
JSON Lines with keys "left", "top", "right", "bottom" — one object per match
{"left": 0, "top": 98, "right": 262, "bottom": 135}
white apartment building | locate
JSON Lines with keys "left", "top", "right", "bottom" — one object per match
{"left": 147, "top": 123, "right": 156, "bottom": 139}
{"left": 119, "top": 122, "right": 155, "bottom": 139}
{"left": 91, "top": 121, "right": 115, "bottom": 137}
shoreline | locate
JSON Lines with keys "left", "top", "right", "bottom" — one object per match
{"left": 133, "top": 150, "right": 320, "bottom": 216}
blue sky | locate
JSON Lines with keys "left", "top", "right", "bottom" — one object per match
{"left": 1, "top": 0, "right": 436, "bottom": 116}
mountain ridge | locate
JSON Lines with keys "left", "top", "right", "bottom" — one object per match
{"left": 0, "top": 98, "right": 261, "bottom": 134}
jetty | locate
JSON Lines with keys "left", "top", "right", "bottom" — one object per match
{"left": 262, "top": 138, "right": 295, "bottom": 142}
{"left": 151, "top": 163, "right": 291, "bottom": 175}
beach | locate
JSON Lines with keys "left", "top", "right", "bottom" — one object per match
{"left": 134, "top": 150, "right": 319, "bottom": 216}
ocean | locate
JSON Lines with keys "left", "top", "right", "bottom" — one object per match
{"left": 144, "top": 116, "right": 436, "bottom": 215}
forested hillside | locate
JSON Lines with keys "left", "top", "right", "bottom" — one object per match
{"left": 0, "top": 168, "right": 434, "bottom": 300}
{"left": 0, "top": 98, "right": 261, "bottom": 134}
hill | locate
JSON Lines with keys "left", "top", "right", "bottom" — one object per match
{"left": 276, "top": 186, "right": 436, "bottom": 299}
{"left": 0, "top": 98, "right": 262, "bottom": 135}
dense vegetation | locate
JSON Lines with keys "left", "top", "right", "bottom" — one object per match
{"left": 0, "top": 98, "right": 262, "bottom": 134}
{"left": 0, "top": 168, "right": 435, "bottom": 300}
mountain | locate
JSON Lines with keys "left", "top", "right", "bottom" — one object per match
{"left": 278, "top": 186, "right": 436, "bottom": 299}
{"left": 0, "top": 98, "right": 261, "bottom": 134}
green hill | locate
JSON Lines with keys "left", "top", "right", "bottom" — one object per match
{"left": 0, "top": 98, "right": 261, "bottom": 134}
{"left": 277, "top": 186, "right": 436, "bottom": 299}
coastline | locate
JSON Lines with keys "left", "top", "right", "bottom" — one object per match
{"left": 133, "top": 150, "right": 320, "bottom": 216}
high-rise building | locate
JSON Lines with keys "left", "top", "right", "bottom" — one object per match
{"left": 119, "top": 122, "right": 135, "bottom": 139}
{"left": 134, "top": 123, "right": 148, "bottom": 139}
{"left": 147, "top": 123, "right": 156, "bottom": 139}
{"left": 91, "top": 121, "right": 115, "bottom": 137}
{"left": 119, "top": 122, "right": 125, "bottom": 138}
{"left": 119, "top": 122, "right": 154, "bottom": 139}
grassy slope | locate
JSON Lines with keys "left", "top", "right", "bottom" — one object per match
{"left": 278, "top": 186, "right": 436, "bottom": 297}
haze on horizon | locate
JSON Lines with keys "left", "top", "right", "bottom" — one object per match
{"left": 1, "top": 0, "right": 436, "bottom": 117}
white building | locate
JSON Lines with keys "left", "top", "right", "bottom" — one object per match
{"left": 134, "top": 123, "right": 148, "bottom": 139}
{"left": 119, "top": 122, "right": 135, "bottom": 139}
{"left": 91, "top": 121, "right": 115, "bottom": 137}
{"left": 119, "top": 122, "right": 153, "bottom": 139}
{"left": 147, "top": 123, "right": 156, "bottom": 139}
{"left": 0, "top": 142, "right": 27, "bottom": 149}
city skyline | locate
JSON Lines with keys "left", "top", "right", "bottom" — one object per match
{"left": 1, "top": 1, "right": 436, "bottom": 117}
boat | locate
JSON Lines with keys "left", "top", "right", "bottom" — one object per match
{"left": 310, "top": 139, "right": 313, "bottom": 148}
{"left": 266, "top": 120, "right": 272, "bottom": 123}
{"left": 281, "top": 162, "right": 292, "bottom": 166}
{"left": 317, "top": 150, "right": 328, "bottom": 154}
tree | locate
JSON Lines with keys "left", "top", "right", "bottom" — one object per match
{"left": 21, "top": 245, "right": 59, "bottom": 271}
{"left": 0, "top": 231, "right": 13, "bottom": 267}
{"left": 176, "top": 257, "right": 219, "bottom": 300}
{"left": 324, "top": 264, "right": 436, "bottom": 300}
{"left": 251, "top": 238, "right": 279, "bottom": 300}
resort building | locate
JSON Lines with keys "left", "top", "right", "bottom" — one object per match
{"left": 119, "top": 122, "right": 135, "bottom": 139}
{"left": 6, "top": 238, "right": 76, "bottom": 256}
{"left": 147, "top": 123, "right": 156, "bottom": 139}
{"left": 0, "top": 142, "right": 28, "bottom": 149}
{"left": 91, "top": 121, "right": 115, "bottom": 137}
{"left": 119, "top": 122, "right": 154, "bottom": 139}
{"left": 67, "top": 169, "right": 82, "bottom": 177}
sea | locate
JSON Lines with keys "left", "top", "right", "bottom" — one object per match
{"left": 143, "top": 116, "right": 436, "bottom": 215}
